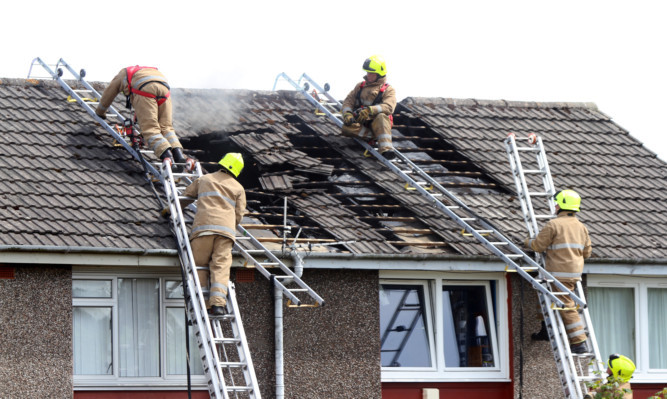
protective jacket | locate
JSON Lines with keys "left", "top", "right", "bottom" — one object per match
{"left": 95, "top": 67, "right": 182, "bottom": 157}
{"left": 525, "top": 212, "right": 592, "bottom": 281}
{"left": 97, "top": 67, "right": 170, "bottom": 111}
{"left": 183, "top": 171, "right": 246, "bottom": 241}
{"left": 341, "top": 76, "right": 396, "bottom": 117}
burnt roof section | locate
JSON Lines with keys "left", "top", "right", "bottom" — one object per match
{"left": 0, "top": 78, "right": 664, "bottom": 261}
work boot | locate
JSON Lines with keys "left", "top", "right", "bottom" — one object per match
{"left": 531, "top": 321, "right": 550, "bottom": 341}
{"left": 381, "top": 150, "right": 396, "bottom": 160}
{"left": 172, "top": 147, "right": 187, "bottom": 164}
{"left": 159, "top": 149, "right": 178, "bottom": 173}
{"left": 570, "top": 341, "right": 588, "bottom": 354}
{"left": 209, "top": 305, "right": 227, "bottom": 316}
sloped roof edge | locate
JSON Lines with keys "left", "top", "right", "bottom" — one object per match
{"left": 402, "top": 96, "right": 599, "bottom": 111}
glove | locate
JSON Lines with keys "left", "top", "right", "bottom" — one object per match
{"left": 343, "top": 112, "right": 355, "bottom": 126}
{"left": 356, "top": 107, "right": 375, "bottom": 124}
{"left": 95, "top": 108, "right": 107, "bottom": 120}
{"left": 160, "top": 206, "right": 171, "bottom": 218}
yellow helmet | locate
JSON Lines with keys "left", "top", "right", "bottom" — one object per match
{"left": 219, "top": 153, "right": 244, "bottom": 178}
{"left": 554, "top": 189, "right": 581, "bottom": 212}
{"left": 608, "top": 354, "right": 635, "bottom": 383}
{"left": 363, "top": 55, "right": 387, "bottom": 77}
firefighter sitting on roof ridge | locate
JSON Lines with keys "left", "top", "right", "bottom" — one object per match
{"left": 341, "top": 55, "right": 397, "bottom": 160}
{"left": 584, "top": 354, "right": 635, "bottom": 399}
{"left": 524, "top": 189, "right": 592, "bottom": 354}
{"left": 95, "top": 66, "right": 190, "bottom": 170}
{"left": 178, "top": 153, "right": 246, "bottom": 316}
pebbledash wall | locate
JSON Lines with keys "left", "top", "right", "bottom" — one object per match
{"left": 0, "top": 264, "right": 73, "bottom": 398}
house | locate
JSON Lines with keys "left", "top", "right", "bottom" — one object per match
{"left": 0, "top": 75, "right": 665, "bottom": 399}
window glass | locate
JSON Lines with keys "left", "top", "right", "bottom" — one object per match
{"left": 589, "top": 287, "right": 635, "bottom": 361}
{"left": 73, "top": 279, "right": 112, "bottom": 298}
{"left": 73, "top": 307, "right": 112, "bottom": 375}
{"left": 648, "top": 288, "right": 667, "bottom": 369}
{"left": 442, "top": 285, "right": 494, "bottom": 367}
{"left": 166, "top": 280, "right": 184, "bottom": 299}
{"left": 166, "top": 307, "right": 203, "bottom": 375}
{"left": 380, "top": 284, "right": 432, "bottom": 368}
{"left": 118, "top": 278, "right": 160, "bottom": 377}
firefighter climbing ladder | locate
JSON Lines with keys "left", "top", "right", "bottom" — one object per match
{"left": 505, "top": 134, "right": 605, "bottom": 398}
{"left": 275, "top": 72, "right": 603, "bottom": 398}
{"left": 29, "top": 58, "right": 324, "bottom": 399}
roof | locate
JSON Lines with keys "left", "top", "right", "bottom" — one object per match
{"left": 0, "top": 77, "right": 665, "bottom": 262}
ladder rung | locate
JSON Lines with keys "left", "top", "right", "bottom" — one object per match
{"left": 505, "top": 254, "right": 524, "bottom": 258}
{"left": 517, "top": 147, "right": 540, "bottom": 152}
{"left": 288, "top": 288, "right": 309, "bottom": 292}
{"left": 520, "top": 267, "right": 539, "bottom": 271}
{"left": 227, "top": 386, "right": 254, "bottom": 392}
{"left": 490, "top": 242, "right": 509, "bottom": 245}
{"left": 214, "top": 337, "right": 241, "bottom": 344}
{"left": 535, "top": 215, "right": 556, "bottom": 219}
{"left": 219, "top": 361, "right": 248, "bottom": 368}
{"left": 461, "top": 218, "right": 476, "bottom": 221}
{"left": 274, "top": 275, "right": 293, "bottom": 279}
{"left": 528, "top": 192, "right": 551, "bottom": 197}
{"left": 260, "top": 262, "right": 279, "bottom": 267}
{"left": 523, "top": 169, "right": 546, "bottom": 174}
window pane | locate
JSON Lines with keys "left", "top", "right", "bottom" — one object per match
{"left": 166, "top": 280, "right": 184, "bottom": 299}
{"left": 442, "top": 285, "right": 494, "bottom": 367}
{"left": 648, "top": 288, "right": 667, "bottom": 369}
{"left": 589, "top": 287, "right": 635, "bottom": 361}
{"left": 380, "top": 284, "right": 432, "bottom": 367}
{"left": 166, "top": 307, "right": 204, "bottom": 375}
{"left": 73, "top": 280, "right": 111, "bottom": 298}
{"left": 73, "top": 307, "right": 112, "bottom": 375}
{"left": 118, "top": 278, "right": 160, "bottom": 377}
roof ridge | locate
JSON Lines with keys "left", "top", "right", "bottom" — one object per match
{"left": 402, "top": 96, "right": 599, "bottom": 110}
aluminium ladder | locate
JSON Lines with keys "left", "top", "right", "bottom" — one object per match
{"left": 29, "top": 58, "right": 324, "bottom": 398}
{"left": 274, "top": 72, "right": 586, "bottom": 310}
{"left": 505, "top": 134, "right": 605, "bottom": 399}
{"left": 28, "top": 57, "right": 260, "bottom": 399}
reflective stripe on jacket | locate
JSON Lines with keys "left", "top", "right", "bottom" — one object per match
{"left": 97, "top": 67, "right": 170, "bottom": 112}
{"left": 341, "top": 76, "right": 396, "bottom": 116}
{"left": 183, "top": 171, "right": 246, "bottom": 241}
{"left": 525, "top": 212, "right": 592, "bottom": 281}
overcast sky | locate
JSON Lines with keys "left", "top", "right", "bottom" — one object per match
{"left": 3, "top": 0, "right": 665, "bottom": 162}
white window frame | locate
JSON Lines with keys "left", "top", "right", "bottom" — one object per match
{"left": 72, "top": 270, "right": 206, "bottom": 389}
{"left": 588, "top": 275, "right": 667, "bottom": 383}
{"left": 380, "top": 271, "right": 510, "bottom": 382}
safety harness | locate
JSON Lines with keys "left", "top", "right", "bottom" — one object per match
{"left": 125, "top": 65, "right": 171, "bottom": 109}
{"left": 356, "top": 81, "right": 389, "bottom": 108}
{"left": 356, "top": 81, "right": 393, "bottom": 125}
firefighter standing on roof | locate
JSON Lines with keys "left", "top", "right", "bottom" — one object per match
{"left": 524, "top": 189, "right": 592, "bottom": 354}
{"left": 95, "top": 66, "right": 188, "bottom": 167}
{"left": 341, "top": 55, "right": 397, "bottom": 160}
{"left": 179, "top": 153, "right": 246, "bottom": 316}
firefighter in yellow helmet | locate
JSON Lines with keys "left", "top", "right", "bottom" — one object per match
{"left": 179, "top": 153, "right": 246, "bottom": 315}
{"left": 95, "top": 66, "right": 189, "bottom": 169}
{"left": 524, "top": 189, "right": 592, "bottom": 354}
{"left": 584, "top": 354, "right": 635, "bottom": 398}
{"left": 341, "top": 55, "right": 397, "bottom": 160}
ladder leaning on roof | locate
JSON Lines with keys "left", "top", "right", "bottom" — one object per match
{"left": 505, "top": 133, "right": 605, "bottom": 399}
{"left": 274, "top": 72, "right": 585, "bottom": 308}
{"left": 29, "top": 58, "right": 324, "bottom": 399}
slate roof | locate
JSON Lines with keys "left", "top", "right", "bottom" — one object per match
{"left": 0, "top": 77, "right": 665, "bottom": 262}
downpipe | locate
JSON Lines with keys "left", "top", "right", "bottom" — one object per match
{"left": 274, "top": 278, "right": 285, "bottom": 399}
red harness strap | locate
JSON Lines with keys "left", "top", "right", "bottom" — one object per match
{"left": 125, "top": 66, "right": 170, "bottom": 106}
{"left": 357, "top": 82, "right": 393, "bottom": 125}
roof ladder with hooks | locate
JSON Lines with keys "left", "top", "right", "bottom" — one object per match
{"left": 274, "top": 72, "right": 583, "bottom": 309}
{"left": 505, "top": 133, "right": 605, "bottom": 398}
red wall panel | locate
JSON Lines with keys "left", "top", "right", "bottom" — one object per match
{"left": 75, "top": 391, "right": 209, "bottom": 399}
{"left": 382, "top": 382, "right": 513, "bottom": 399}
